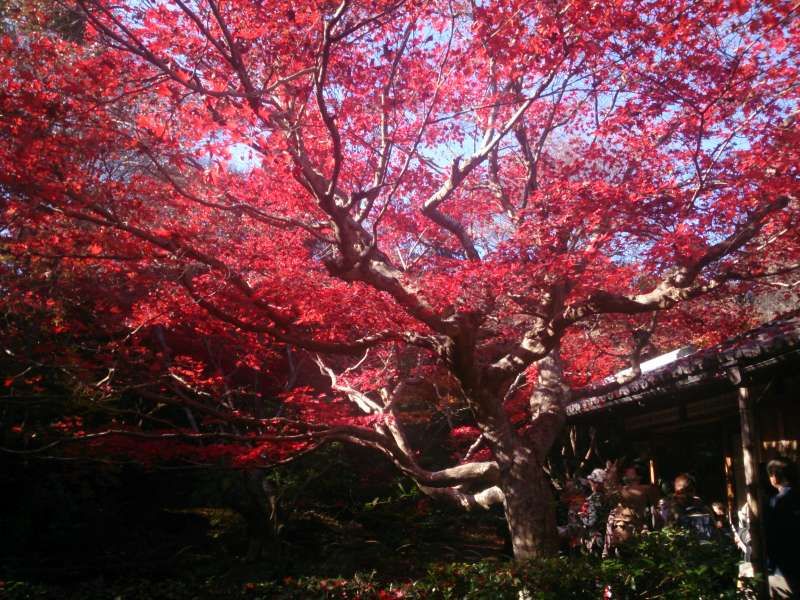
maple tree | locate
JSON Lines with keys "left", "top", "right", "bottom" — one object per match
{"left": 2, "top": 0, "right": 800, "bottom": 558}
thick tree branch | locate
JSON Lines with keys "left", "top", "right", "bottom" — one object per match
{"left": 488, "top": 194, "right": 792, "bottom": 382}
{"left": 422, "top": 95, "right": 537, "bottom": 260}
{"left": 419, "top": 484, "right": 505, "bottom": 510}
{"left": 561, "top": 197, "right": 791, "bottom": 324}
{"left": 568, "top": 321, "right": 655, "bottom": 401}
{"left": 314, "top": 0, "right": 350, "bottom": 207}
{"left": 31, "top": 194, "right": 441, "bottom": 356}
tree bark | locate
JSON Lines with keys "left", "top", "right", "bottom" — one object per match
{"left": 232, "top": 470, "right": 280, "bottom": 562}
{"left": 501, "top": 447, "right": 560, "bottom": 559}
{"left": 498, "top": 349, "right": 566, "bottom": 559}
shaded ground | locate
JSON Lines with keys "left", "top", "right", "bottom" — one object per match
{"left": 0, "top": 457, "right": 746, "bottom": 599}
{"left": 0, "top": 457, "right": 509, "bottom": 598}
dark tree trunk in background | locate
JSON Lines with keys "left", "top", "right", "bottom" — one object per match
{"left": 229, "top": 470, "right": 280, "bottom": 562}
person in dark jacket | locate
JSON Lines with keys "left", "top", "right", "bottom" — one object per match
{"left": 766, "top": 458, "right": 800, "bottom": 599}
{"left": 660, "top": 473, "right": 717, "bottom": 541}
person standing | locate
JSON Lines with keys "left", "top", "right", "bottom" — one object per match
{"left": 580, "top": 468, "right": 611, "bottom": 555}
{"left": 765, "top": 458, "right": 800, "bottom": 599}
{"left": 711, "top": 502, "right": 734, "bottom": 536}
{"left": 558, "top": 476, "right": 589, "bottom": 551}
{"left": 603, "top": 461, "right": 661, "bottom": 556}
{"left": 618, "top": 462, "right": 662, "bottom": 531}
{"left": 735, "top": 501, "right": 752, "bottom": 562}
{"left": 660, "top": 473, "right": 716, "bottom": 540}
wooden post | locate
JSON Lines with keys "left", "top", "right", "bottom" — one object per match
{"left": 731, "top": 368, "right": 769, "bottom": 600}
{"left": 723, "top": 454, "right": 736, "bottom": 523}
{"left": 722, "top": 427, "right": 736, "bottom": 523}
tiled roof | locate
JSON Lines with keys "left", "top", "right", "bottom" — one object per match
{"left": 565, "top": 310, "right": 800, "bottom": 417}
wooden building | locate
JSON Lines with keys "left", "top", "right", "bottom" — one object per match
{"left": 565, "top": 311, "right": 800, "bottom": 594}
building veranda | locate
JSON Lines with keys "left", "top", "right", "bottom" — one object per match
{"left": 567, "top": 311, "right": 800, "bottom": 594}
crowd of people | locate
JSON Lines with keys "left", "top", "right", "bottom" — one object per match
{"left": 557, "top": 457, "right": 800, "bottom": 598}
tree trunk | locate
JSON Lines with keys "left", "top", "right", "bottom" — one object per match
{"left": 230, "top": 470, "right": 280, "bottom": 562}
{"left": 502, "top": 448, "right": 560, "bottom": 559}
{"left": 464, "top": 349, "right": 567, "bottom": 560}
{"left": 501, "top": 349, "right": 566, "bottom": 559}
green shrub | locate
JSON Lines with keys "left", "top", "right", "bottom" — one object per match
{"left": 0, "top": 531, "right": 750, "bottom": 599}
{"left": 600, "top": 528, "right": 750, "bottom": 599}
{"left": 401, "top": 531, "right": 746, "bottom": 599}
{"left": 409, "top": 556, "right": 599, "bottom": 599}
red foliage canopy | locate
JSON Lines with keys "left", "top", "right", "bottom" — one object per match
{"left": 2, "top": 0, "right": 799, "bottom": 557}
